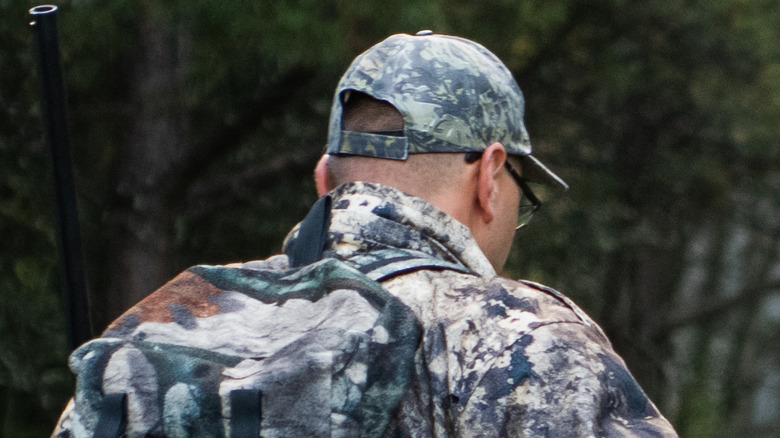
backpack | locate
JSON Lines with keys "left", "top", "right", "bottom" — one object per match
{"left": 58, "top": 196, "right": 472, "bottom": 438}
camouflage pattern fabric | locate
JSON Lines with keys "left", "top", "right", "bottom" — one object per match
{"left": 54, "top": 180, "right": 679, "bottom": 437}
{"left": 327, "top": 33, "right": 532, "bottom": 159}
{"left": 288, "top": 182, "right": 679, "bottom": 437}
{"left": 325, "top": 32, "right": 569, "bottom": 191}
{"left": 52, "top": 257, "right": 423, "bottom": 438}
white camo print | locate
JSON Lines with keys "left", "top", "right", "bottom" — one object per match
{"left": 297, "top": 182, "right": 679, "bottom": 437}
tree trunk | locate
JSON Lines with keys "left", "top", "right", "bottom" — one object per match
{"left": 95, "top": 5, "right": 189, "bottom": 331}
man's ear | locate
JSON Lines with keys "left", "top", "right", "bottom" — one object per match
{"left": 476, "top": 143, "right": 508, "bottom": 223}
{"left": 314, "top": 154, "right": 330, "bottom": 196}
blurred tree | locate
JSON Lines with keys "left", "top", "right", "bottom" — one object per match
{"left": 501, "top": 0, "right": 780, "bottom": 435}
{"left": 2, "top": 0, "right": 778, "bottom": 436}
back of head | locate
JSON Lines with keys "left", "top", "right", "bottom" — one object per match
{"left": 326, "top": 92, "right": 467, "bottom": 196}
{"left": 325, "top": 31, "right": 567, "bottom": 192}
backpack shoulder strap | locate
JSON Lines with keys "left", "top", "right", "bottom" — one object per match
{"left": 348, "top": 248, "right": 476, "bottom": 282}
{"left": 93, "top": 393, "right": 126, "bottom": 438}
{"left": 285, "top": 195, "right": 331, "bottom": 268}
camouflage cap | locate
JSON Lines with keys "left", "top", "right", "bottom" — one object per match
{"left": 326, "top": 31, "right": 568, "bottom": 189}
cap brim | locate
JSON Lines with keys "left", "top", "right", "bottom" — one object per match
{"left": 511, "top": 155, "right": 569, "bottom": 190}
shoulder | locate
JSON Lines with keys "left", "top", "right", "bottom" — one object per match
{"left": 388, "top": 269, "right": 603, "bottom": 336}
{"left": 426, "top": 275, "right": 677, "bottom": 435}
{"left": 467, "top": 318, "right": 676, "bottom": 436}
{"left": 494, "top": 276, "right": 613, "bottom": 345}
{"left": 383, "top": 269, "right": 614, "bottom": 365}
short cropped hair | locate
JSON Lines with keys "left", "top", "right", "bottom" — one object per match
{"left": 327, "top": 93, "right": 470, "bottom": 198}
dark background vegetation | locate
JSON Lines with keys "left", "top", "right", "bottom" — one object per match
{"left": 2, "top": 0, "right": 779, "bottom": 436}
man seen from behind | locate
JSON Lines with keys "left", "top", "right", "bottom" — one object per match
{"left": 296, "top": 31, "right": 679, "bottom": 436}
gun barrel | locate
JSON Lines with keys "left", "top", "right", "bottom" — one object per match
{"left": 30, "top": 5, "right": 92, "bottom": 349}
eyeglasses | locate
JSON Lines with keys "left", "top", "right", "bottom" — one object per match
{"left": 464, "top": 152, "right": 541, "bottom": 229}
{"left": 503, "top": 161, "right": 541, "bottom": 229}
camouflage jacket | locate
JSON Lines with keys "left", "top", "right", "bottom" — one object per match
{"left": 287, "top": 181, "right": 678, "bottom": 437}
{"left": 53, "top": 181, "right": 677, "bottom": 437}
